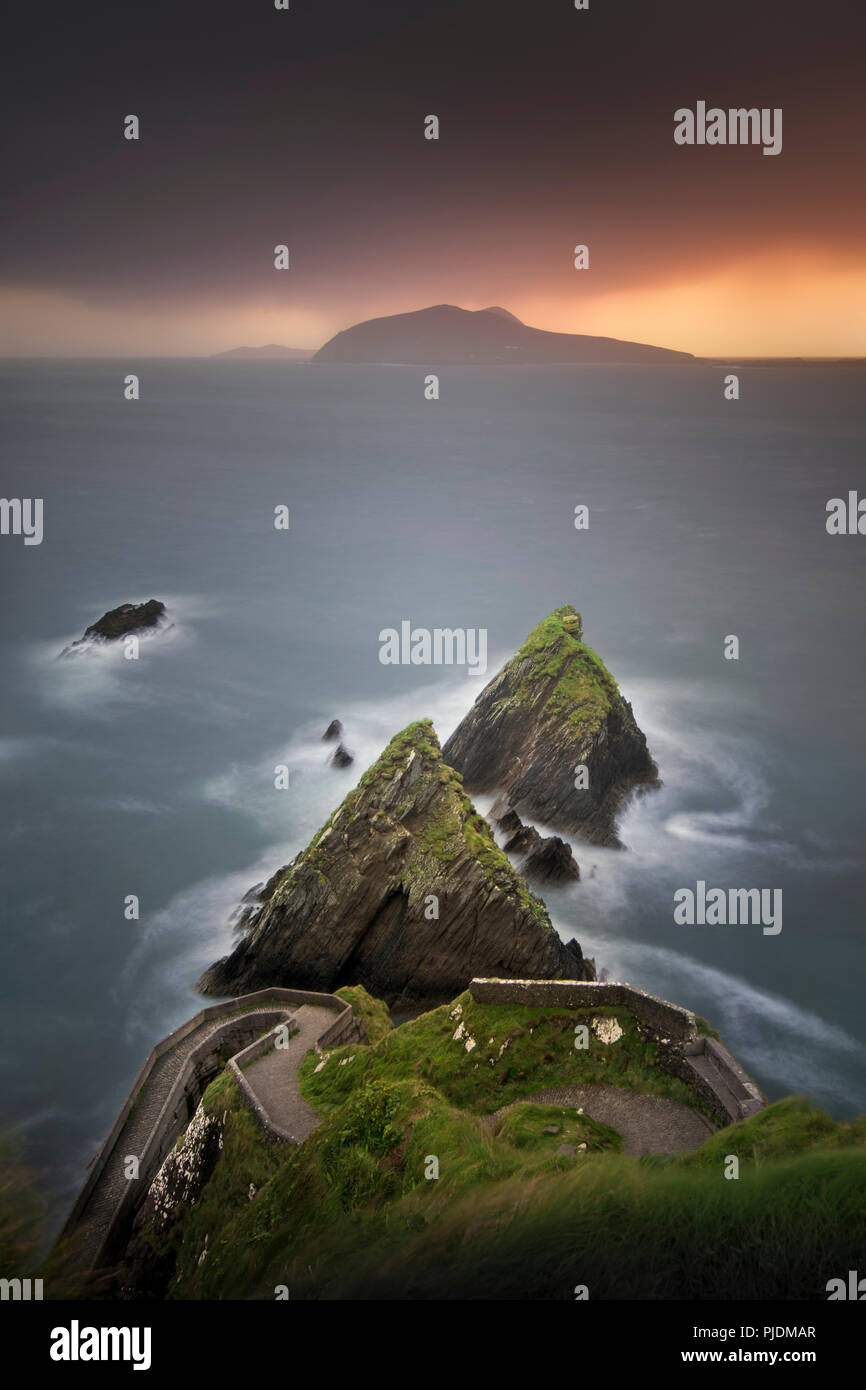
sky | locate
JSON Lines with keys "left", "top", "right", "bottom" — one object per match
{"left": 2, "top": 0, "right": 865, "bottom": 357}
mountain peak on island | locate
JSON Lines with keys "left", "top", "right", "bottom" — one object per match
{"left": 478, "top": 305, "right": 524, "bottom": 324}
{"left": 313, "top": 303, "right": 692, "bottom": 365}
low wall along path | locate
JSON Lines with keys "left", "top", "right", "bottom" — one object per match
{"left": 59, "top": 988, "right": 366, "bottom": 1275}
{"left": 469, "top": 978, "right": 766, "bottom": 1129}
{"left": 60, "top": 976, "right": 764, "bottom": 1276}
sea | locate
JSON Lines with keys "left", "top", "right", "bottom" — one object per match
{"left": 1, "top": 357, "right": 864, "bottom": 1231}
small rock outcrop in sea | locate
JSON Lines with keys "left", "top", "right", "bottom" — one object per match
{"left": 488, "top": 799, "right": 580, "bottom": 884}
{"left": 442, "top": 606, "right": 658, "bottom": 848}
{"left": 322, "top": 719, "right": 344, "bottom": 742}
{"left": 231, "top": 864, "right": 288, "bottom": 934}
{"left": 197, "top": 720, "right": 593, "bottom": 1005}
{"left": 331, "top": 743, "right": 354, "bottom": 768}
{"left": 522, "top": 835, "right": 580, "bottom": 884}
{"left": 84, "top": 599, "right": 165, "bottom": 641}
{"left": 61, "top": 599, "right": 167, "bottom": 654}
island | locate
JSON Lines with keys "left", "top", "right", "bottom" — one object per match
{"left": 313, "top": 303, "right": 694, "bottom": 366}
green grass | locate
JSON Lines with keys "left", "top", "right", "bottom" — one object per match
{"left": 334, "top": 985, "right": 393, "bottom": 1046}
{"left": 310, "top": 1145, "right": 866, "bottom": 1300}
{"left": 661, "top": 1095, "right": 866, "bottom": 1169}
{"left": 501, "top": 605, "right": 623, "bottom": 741}
{"left": 694, "top": 1014, "right": 722, "bottom": 1041}
{"left": 93, "top": 987, "right": 866, "bottom": 1303}
{"left": 300, "top": 990, "right": 706, "bottom": 1117}
{"left": 493, "top": 1102, "right": 622, "bottom": 1154}
{"left": 139, "top": 1073, "right": 866, "bottom": 1301}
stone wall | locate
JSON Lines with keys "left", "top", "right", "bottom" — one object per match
{"left": 469, "top": 977, "right": 698, "bottom": 1042}
{"left": 101, "top": 1008, "right": 291, "bottom": 1263}
{"left": 60, "top": 990, "right": 300, "bottom": 1245}
{"left": 59, "top": 986, "right": 364, "bottom": 1269}
{"left": 468, "top": 977, "right": 765, "bottom": 1127}
{"left": 658, "top": 1036, "right": 766, "bottom": 1127}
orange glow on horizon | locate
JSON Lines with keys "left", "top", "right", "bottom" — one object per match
{"left": 2, "top": 245, "right": 864, "bottom": 357}
{"left": 504, "top": 247, "right": 866, "bottom": 358}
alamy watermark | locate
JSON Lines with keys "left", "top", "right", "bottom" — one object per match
{"left": 50, "top": 1321, "right": 151, "bottom": 1370}
{"left": 0, "top": 497, "right": 43, "bottom": 545}
{"left": 0, "top": 1276, "right": 42, "bottom": 1300}
{"left": 379, "top": 621, "right": 488, "bottom": 676}
{"left": 674, "top": 881, "right": 782, "bottom": 935}
{"left": 674, "top": 103, "right": 782, "bottom": 157}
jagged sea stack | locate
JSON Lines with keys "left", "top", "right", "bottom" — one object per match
{"left": 198, "top": 720, "right": 592, "bottom": 1005}
{"left": 442, "top": 607, "right": 657, "bottom": 847}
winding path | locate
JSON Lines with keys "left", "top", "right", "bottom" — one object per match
{"left": 234, "top": 1004, "right": 338, "bottom": 1143}
{"left": 483, "top": 1084, "right": 717, "bottom": 1155}
{"left": 59, "top": 989, "right": 359, "bottom": 1277}
{"left": 60, "top": 981, "right": 726, "bottom": 1281}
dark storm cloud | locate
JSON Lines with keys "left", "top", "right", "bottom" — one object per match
{"left": 2, "top": 0, "right": 864, "bottom": 308}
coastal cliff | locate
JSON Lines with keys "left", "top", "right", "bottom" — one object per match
{"left": 442, "top": 606, "right": 658, "bottom": 847}
{"left": 198, "top": 720, "right": 592, "bottom": 1004}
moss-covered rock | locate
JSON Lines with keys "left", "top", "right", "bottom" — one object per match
{"left": 198, "top": 721, "right": 592, "bottom": 1004}
{"left": 442, "top": 606, "right": 658, "bottom": 846}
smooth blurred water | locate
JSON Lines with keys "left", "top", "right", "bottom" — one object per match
{"left": 1, "top": 358, "right": 865, "bottom": 1226}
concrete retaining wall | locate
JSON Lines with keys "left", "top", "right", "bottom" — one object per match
{"left": 61, "top": 990, "right": 302, "bottom": 1244}
{"left": 659, "top": 1036, "right": 766, "bottom": 1126}
{"left": 469, "top": 978, "right": 698, "bottom": 1042}
{"left": 101, "top": 1009, "right": 291, "bottom": 1263}
{"left": 318, "top": 1006, "right": 367, "bottom": 1049}
{"left": 229, "top": 1031, "right": 300, "bottom": 1145}
{"left": 59, "top": 987, "right": 364, "bottom": 1267}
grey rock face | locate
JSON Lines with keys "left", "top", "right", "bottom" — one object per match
{"left": 443, "top": 606, "right": 658, "bottom": 847}
{"left": 198, "top": 720, "right": 594, "bottom": 1005}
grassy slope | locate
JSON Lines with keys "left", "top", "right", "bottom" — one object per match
{"left": 300, "top": 990, "right": 704, "bottom": 1116}
{"left": 126, "top": 992, "right": 866, "bottom": 1301}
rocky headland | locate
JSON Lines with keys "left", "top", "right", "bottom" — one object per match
{"left": 198, "top": 720, "right": 592, "bottom": 1005}
{"left": 442, "top": 606, "right": 658, "bottom": 847}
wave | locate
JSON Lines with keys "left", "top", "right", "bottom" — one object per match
{"left": 198, "top": 668, "right": 487, "bottom": 831}
{"left": 115, "top": 664, "right": 862, "bottom": 1115}
{"left": 567, "top": 933, "right": 866, "bottom": 1110}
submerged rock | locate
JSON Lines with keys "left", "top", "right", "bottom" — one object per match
{"left": 442, "top": 606, "right": 657, "bottom": 847}
{"left": 495, "top": 808, "right": 523, "bottom": 836}
{"left": 198, "top": 719, "right": 593, "bottom": 1005}
{"left": 331, "top": 743, "right": 354, "bottom": 768}
{"left": 322, "top": 719, "right": 344, "bottom": 742}
{"left": 503, "top": 823, "right": 542, "bottom": 857}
